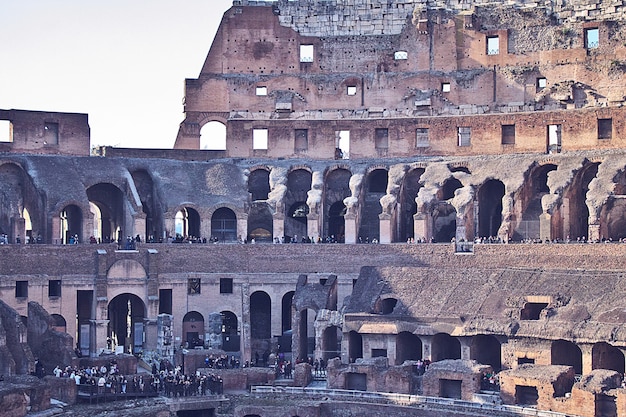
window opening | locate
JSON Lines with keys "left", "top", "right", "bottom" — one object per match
{"left": 501, "top": 124, "right": 515, "bottom": 144}
{"left": 442, "top": 82, "right": 451, "bottom": 93}
{"left": 458, "top": 127, "right": 471, "bottom": 147}
{"left": 300, "top": 44, "right": 314, "bottom": 62}
{"left": 335, "top": 130, "right": 350, "bottom": 159}
{"left": 200, "top": 121, "right": 227, "bottom": 150}
{"left": 372, "top": 349, "right": 387, "bottom": 358}
{"left": 188, "top": 278, "right": 201, "bottom": 295}
{"left": 220, "top": 278, "right": 233, "bottom": 294}
{"left": 256, "top": 86, "right": 267, "bottom": 96}
{"left": 547, "top": 124, "right": 562, "bottom": 154}
{"left": 0, "top": 120, "right": 11, "bottom": 142}
{"left": 253, "top": 128, "right": 268, "bottom": 150}
{"left": 416, "top": 128, "right": 429, "bottom": 148}
{"left": 16, "top": 280, "right": 28, "bottom": 298}
{"left": 487, "top": 36, "right": 499, "bottom": 55}
{"left": 598, "top": 118, "right": 612, "bottom": 140}
{"left": 394, "top": 51, "right": 408, "bottom": 60}
{"left": 375, "top": 128, "right": 389, "bottom": 149}
{"left": 585, "top": 28, "right": 599, "bottom": 49}
{"left": 49, "top": 280, "right": 61, "bottom": 297}
{"left": 520, "top": 302, "right": 548, "bottom": 320}
{"left": 44, "top": 122, "right": 59, "bottom": 145}
{"left": 295, "top": 129, "right": 308, "bottom": 151}
{"left": 347, "top": 86, "right": 357, "bottom": 96}
{"left": 537, "top": 77, "right": 547, "bottom": 90}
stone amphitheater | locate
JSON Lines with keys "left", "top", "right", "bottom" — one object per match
{"left": 2, "top": 0, "right": 626, "bottom": 416}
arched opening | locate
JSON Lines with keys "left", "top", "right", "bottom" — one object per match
{"left": 551, "top": 339, "right": 582, "bottom": 374}
{"left": 439, "top": 178, "right": 463, "bottom": 201}
{"left": 348, "top": 331, "right": 363, "bottom": 363}
{"left": 358, "top": 169, "right": 387, "bottom": 242}
{"left": 514, "top": 164, "right": 557, "bottom": 241}
{"left": 60, "top": 204, "right": 83, "bottom": 244}
{"left": 251, "top": 291, "right": 272, "bottom": 358}
{"left": 221, "top": 311, "right": 239, "bottom": 352}
{"left": 107, "top": 293, "right": 146, "bottom": 355}
{"left": 322, "top": 325, "right": 342, "bottom": 361}
{"left": 399, "top": 168, "right": 424, "bottom": 242}
{"left": 22, "top": 208, "right": 32, "bottom": 242}
{"left": 87, "top": 183, "right": 126, "bottom": 244}
{"left": 50, "top": 313, "right": 67, "bottom": 333}
{"left": 285, "top": 169, "right": 312, "bottom": 241}
{"left": 247, "top": 203, "right": 273, "bottom": 242}
{"left": 211, "top": 207, "right": 237, "bottom": 242}
{"left": 592, "top": 342, "right": 625, "bottom": 374}
{"left": 0, "top": 163, "right": 42, "bottom": 243}
{"left": 478, "top": 180, "right": 505, "bottom": 239}
{"left": 377, "top": 297, "right": 397, "bottom": 315}
{"left": 89, "top": 202, "right": 102, "bottom": 242}
{"left": 396, "top": 332, "right": 422, "bottom": 365}
{"left": 282, "top": 291, "right": 295, "bottom": 334}
{"left": 248, "top": 169, "right": 271, "bottom": 201}
{"left": 131, "top": 169, "right": 163, "bottom": 242}
{"left": 432, "top": 203, "right": 456, "bottom": 243}
{"left": 182, "top": 311, "right": 205, "bottom": 348}
{"left": 470, "top": 334, "right": 502, "bottom": 371}
{"left": 324, "top": 168, "right": 351, "bottom": 241}
{"left": 328, "top": 201, "right": 346, "bottom": 242}
{"left": 175, "top": 207, "right": 201, "bottom": 240}
{"left": 200, "top": 121, "right": 227, "bottom": 150}
{"left": 287, "top": 202, "right": 308, "bottom": 242}
{"left": 431, "top": 333, "right": 461, "bottom": 362}
{"left": 298, "top": 309, "right": 317, "bottom": 361}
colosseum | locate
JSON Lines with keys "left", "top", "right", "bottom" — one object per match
{"left": 2, "top": 0, "right": 626, "bottom": 416}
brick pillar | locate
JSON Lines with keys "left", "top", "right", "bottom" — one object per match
{"left": 581, "top": 343, "right": 593, "bottom": 376}
{"left": 588, "top": 223, "right": 600, "bottom": 242}
{"left": 460, "top": 337, "right": 471, "bottom": 360}
{"left": 344, "top": 213, "right": 357, "bottom": 244}
{"left": 273, "top": 212, "right": 284, "bottom": 242}
{"left": 421, "top": 335, "right": 433, "bottom": 362}
{"left": 307, "top": 215, "right": 320, "bottom": 242}
{"left": 92, "top": 319, "right": 109, "bottom": 357}
{"left": 379, "top": 213, "right": 392, "bottom": 244}
{"left": 414, "top": 212, "right": 430, "bottom": 241}
{"left": 133, "top": 214, "right": 146, "bottom": 243}
{"left": 238, "top": 216, "right": 248, "bottom": 242}
{"left": 241, "top": 282, "right": 251, "bottom": 364}
{"left": 540, "top": 212, "right": 552, "bottom": 241}
{"left": 12, "top": 216, "right": 25, "bottom": 244}
{"left": 51, "top": 216, "right": 61, "bottom": 244}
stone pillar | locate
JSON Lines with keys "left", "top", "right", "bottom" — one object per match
{"left": 379, "top": 213, "right": 392, "bottom": 244}
{"left": 206, "top": 312, "right": 223, "bottom": 350}
{"left": 92, "top": 319, "right": 109, "bottom": 357}
{"left": 241, "top": 282, "right": 251, "bottom": 364}
{"left": 238, "top": 216, "right": 248, "bottom": 242}
{"left": 540, "top": 212, "right": 552, "bottom": 241}
{"left": 460, "top": 337, "right": 471, "bottom": 361}
{"left": 456, "top": 215, "right": 466, "bottom": 243}
{"left": 12, "top": 216, "right": 25, "bottom": 244}
{"left": 344, "top": 213, "right": 357, "bottom": 244}
{"left": 421, "top": 335, "right": 433, "bottom": 362}
{"left": 144, "top": 317, "right": 157, "bottom": 352}
{"left": 581, "top": 344, "right": 593, "bottom": 376}
{"left": 414, "top": 212, "right": 429, "bottom": 241}
{"left": 273, "top": 212, "right": 284, "bottom": 242}
{"left": 164, "top": 216, "right": 175, "bottom": 240}
{"left": 83, "top": 214, "right": 95, "bottom": 244}
{"left": 561, "top": 197, "right": 570, "bottom": 240}
{"left": 133, "top": 214, "right": 146, "bottom": 243}
{"left": 307, "top": 215, "right": 320, "bottom": 242}
{"left": 588, "top": 223, "right": 600, "bottom": 242}
{"left": 51, "top": 216, "right": 61, "bottom": 245}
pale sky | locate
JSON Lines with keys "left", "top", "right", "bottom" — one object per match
{"left": 0, "top": 0, "right": 234, "bottom": 148}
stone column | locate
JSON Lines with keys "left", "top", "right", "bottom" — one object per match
{"left": 379, "top": 213, "right": 392, "bottom": 244}
{"left": 240, "top": 282, "right": 251, "bottom": 364}
{"left": 421, "top": 335, "right": 433, "bottom": 362}
{"left": 273, "top": 212, "right": 285, "bottom": 242}
{"left": 561, "top": 197, "right": 570, "bottom": 240}
{"left": 92, "top": 319, "right": 110, "bottom": 357}
{"left": 539, "top": 212, "right": 552, "bottom": 241}
{"left": 581, "top": 344, "right": 593, "bottom": 376}
{"left": 133, "top": 214, "right": 146, "bottom": 243}
{"left": 307, "top": 215, "right": 320, "bottom": 242}
{"left": 460, "top": 337, "right": 471, "bottom": 361}
{"left": 456, "top": 215, "right": 467, "bottom": 244}
{"left": 414, "top": 212, "right": 430, "bottom": 241}
{"left": 164, "top": 216, "right": 175, "bottom": 240}
{"left": 51, "top": 216, "right": 61, "bottom": 245}
{"left": 83, "top": 214, "right": 95, "bottom": 244}
{"left": 588, "top": 223, "right": 600, "bottom": 242}
{"left": 12, "top": 216, "right": 25, "bottom": 244}
{"left": 238, "top": 216, "right": 248, "bottom": 242}
{"left": 344, "top": 213, "right": 357, "bottom": 244}
{"left": 144, "top": 317, "right": 157, "bottom": 352}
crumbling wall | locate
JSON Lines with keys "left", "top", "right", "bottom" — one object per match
{"left": 27, "top": 302, "right": 75, "bottom": 375}
{"left": 0, "top": 300, "right": 34, "bottom": 376}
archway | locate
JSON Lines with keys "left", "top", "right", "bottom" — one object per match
{"left": 514, "top": 164, "right": 557, "bottom": 241}
{"left": 247, "top": 203, "right": 273, "bottom": 242}
{"left": 477, "top": 180, "right": 505, "bottom": 239}
{"left": 131, "top": 169, "right": 163, "bottom": 241}
{"left": 0, "top": 162, "right": 42, "bottom": 243}
{"left": 282, "top": 291, "right": 295, "bottom": 334}
{"left": 87, "top": 183, "right": 126, "bottom": 243}
{"left": 107, "top": 293, "right": 146, "bottom": 354}
{"left": 248, "top": 169, "right": 271, "bottom": 201}
{"left": 551, "top": 339, "right": 582, "bottom": 374}
{"left": 250, "top": 291, "right": 271, "bottom": 342}
{"left": 286, "top": 202, "right": 308, "bottom": 242}
{"left": 285, "top": 169, "right": 312, "bottom": 241}
{"left": 358, "top": 169, "right": 387, "bottom": 242}
{"left": 324, "top": 168, "right": 351, "bottom": 240}
{"left": 322, "top": 325, "right": 342, "bottom": 361}
{"left": 60, "top": 204, "right": 82, "bottom": 244}
{"left": 175, "top": 207, "right": 201, "bottom": 240}
{"left": 298, "top": 309, "right": 317, "bottom": 361}
{"left": 211, "top": 207, "right": 237, "bottom": 242}
{"left": 348, "top": 331, "right": 363, "bottom": 363}
{"left": 328, "top": 201, "right": 346, "bottom": 242}
{"left": 431, "top": 333, "right": 461, "bottom": 362}
{"left": 182, "top": 311, "right": 205, "bottom": 348}
{"left": 200, "top": 121, "right": 227, "bottom": 150}
{"left": 471, "top": 334, "right": 502, "bottom": 371}
{"left": 432, "top": 203, "right": 456, "bottom": 243}
{"left": 50, "top": 313, "right": 67, "bottom": 333}
{"left": 399, "top": 168, "right": 424, "bottom": 242}
{"left": 592, "top": 342, "right": 625, "bottom": 374}
{"left": 396, "top": 332, "right": 422, "bottom": 365}
{"left": 221, "top": 311, "right": 239, "bottom": 352}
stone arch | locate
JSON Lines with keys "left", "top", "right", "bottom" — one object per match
{"left": 247, "top": 203, "right": 273, "bottom": 242}
{"left": 221, "top": 311, "right": 239, "bottom": 352}
{"left": 59, "top": 204, "right": 83, "bottom": 244}
{"left": 174, "top": 206, "right": 201, "bottom": 240}
{"left": 87, "top": 183, "right": 127, "bottom": 243}
{"left": 183, "top": 311, "right": 205, "bottom": 348}
{"left": 324, "top": 168, "right": 352, "bottom": 241}
{"left": 513, "top": 163, "right": 558, "bottom": 241}
{"left": 592, "top": 342, "right": 625, "bottom": 374}
{"left": 0, "top": 161, "right": 43, "bottom": 242}
{"left": 107, "top": 259, "right": 147, "bottom": 280}
{"left": 551, "top": 339, "right": 582, "bottom": 374}
{"left": 375, "top": 297, "right": 397, "bottom": 315}
{"left": 298, "top": 308, "right": 317, "bottom": 361}
{"left": 248, "top": 168, "right": 271, "bottom": 201}
{"left": 432, "top": 178, "right": 462, "bottom": 243}
{"left": 285, "top": 169, "right": 312, "bottom": 241}
{"left": 107, "top": 293, "right": 146, "bottom": 354}
{"left": 200, "top": 121, "right": 227, "bottom": 150}
{"left": 50, "top": 313, "right": 67, "bottom": 333}
{"left": 396, "top": 332, "right": 422, "bottom": 365}
{"left": 600, "top": 168, "right": 626, "bottom": 240}
{"left": 282, "top": 291, "right": 295, "bottom": 334}
{"left": 322, "top": 325, "right": 342, "bottom": 361}
{"left": 130, "top": 169, "right": 163, "bottom": 242}
{"left": 477, "top": 180, "right": 505, "bottom": 239}
{"left": 250, "top": 291, "right": 272, "bottom": 347}
{"left": 431, "top": 333, "right": 461, "bottom": 362}
{"left": 398, "top": 168, "right": 424, "bottom": 242}
{"left": 211, "top": 206, "right": 238, "bottom": 242}
{"left": 561, "top": 162, "right": 599, "bottom": 241}
{"left": 348, "top": 330, "right": 363, "bottom": 363}
{"left": 470, "top": 334, "right": 502, "bottom": 371}
{"left": 358, "top": 168, "right": 388, "bottom": 242}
